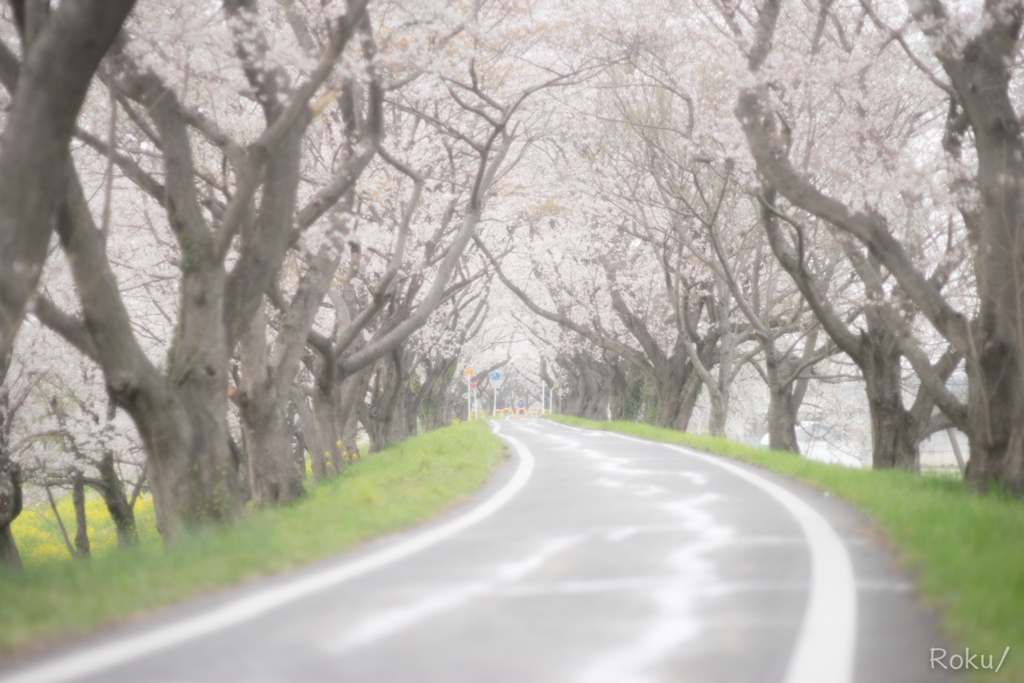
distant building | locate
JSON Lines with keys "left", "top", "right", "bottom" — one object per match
{"left": 920, "top": 429, "right": 968, "bottom": 471}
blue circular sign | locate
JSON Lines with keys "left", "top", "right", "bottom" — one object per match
{"left": 492, "top": 372, "right": 500, "bottom": 381}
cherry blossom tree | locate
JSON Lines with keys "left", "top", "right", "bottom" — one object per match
{"left": 0, "top": 0, "right": 137, "bottom": 361}
{"left": 729, "top": 0, "right": 1017, "bottom": 481}
{"left": 32, "top": 0, "right": 378, "bottom": 535}
{"left": 291, "top": 2, "right": 583, "bottom": 468}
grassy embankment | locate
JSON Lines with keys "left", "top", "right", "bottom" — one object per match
{"left": 546, "top": 414, "right": 1024, "bottom": 682}
{"left": 1, "top": 420, "right": 504, "bottom": 657}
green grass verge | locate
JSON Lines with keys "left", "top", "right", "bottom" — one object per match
{"left": 0, "top": 420, "right": 505, "bottom": 658}
{"left": 546, "top": 415, "right": 1024, "bottom": 682}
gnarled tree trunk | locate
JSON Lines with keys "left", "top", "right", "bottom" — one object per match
{"left": 763, "top": 329, "right": 819, "bottom": 454}
{"left": 0, "top": 350, "right": 22, "bottom": 571}
{"left": 239, "top": 303, "right": 304, "bottom": 507}
{"left": 0, "top": 459, "right": 22, "bottom": 572}
{"left": 88, "top": 450, "right": 138, "bottom": 547}
{"left": 71, "top": 471, "right": 90, "bottom": 559}
{"left": 362, "top": 350, "right": 408, "bottom": 453}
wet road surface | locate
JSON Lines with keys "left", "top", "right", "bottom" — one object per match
{"left": 1, "top": 419, "right": 959, "bottom": 683}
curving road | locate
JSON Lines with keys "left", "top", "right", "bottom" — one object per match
{"left": 1, "top": 419, "right": 959, "bottom": 683}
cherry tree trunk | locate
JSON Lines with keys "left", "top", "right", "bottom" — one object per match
{"left": 288, "top": 404, "right": 307, "bottom": 477}
{"left": 241, "top": 397, "right": 304, "bottom": 507}
{"left": 294, "top": 390, "right": 328, "bottom": 484}
{"left": 404, "top": 386, "right": 420, "bottom": 438}
{"left": 385, "top": 391, "right": 409, "bottom": 446}
{"left": 0, "top": 459, "right": 22, "bottom": 572}
{"left": 363, "top": 360, "right": 406, "bottom": 453}
{"left": 866, "top": 395, "right": 919, "bottom": 472}
{"left": 0, "top": 350, "right": 21, "bottom": 571}
{"left": 708, "top": 288, "right": 734, "bottom": 439}
{"left": 337, "top": 371, "right": 370, "bottom": 460}
{"left": 426, "top": 365, "right": 458, "bottom": 431}
{"left": 342, "top": 406, "right": 361, "bottom": 461}
{"left": 607, "top": 358, "right": 631, "bottom": 420}
{"left": 655, "top": 377, "right": 686, "bottom": 429}
{"left": 71, "top": 472, "right": 90, "bottom": 559}
{"left": 50, "top": 186, "right": 239, "bottom": 537}
{"left": 406, "top": 361, "right": 448, "bottom": 435}
{"left": 952, "top": 27, "right": 1024, "bottom": 492}
{"left": 306, "top": 366, "right": 369, "bottom": 476}
{"left": 0, "top": 525, "right": 18, "bottom": 571}
{"left": 151, "top": 266, "right": 241, "bottom": 533}
{"left": 765, "top": 357, "right": 800, "bottom": 453}
{"left": 965, "top": 342, "right": 1024, "bottom": 489}
{"left": 578, "top": 386, "right": 604, "bottom": 421}
{"left": 130, "top": 387, "right": 240, "bottom": 536}
{"left": 93, "top": 451, "right": 138, "bottom": 547}
{"left": 863, "top": 316, "right": 920, "bottom": 472}
{"left": 677, "top": 374, "right": 703, "bottom": 431}
{"left": 238, "top": 304, "right": 305, "bottom": 507}
{"left": 707, "top": 392, "right": 728, "bottom": 438}
{"left": 766, "top": 385, "right": 800, "bottom": 453}
{"left": 655, "top": 365, "right": 701, "bottom": 431}
{"left": 228, "top": 435, "right": 251, "bottom": 504}
{"left": 313, "top": 383, "right": 340, "bottom": 478}
{"left": 573, "top": 355, "right": 607, "bottom": 421}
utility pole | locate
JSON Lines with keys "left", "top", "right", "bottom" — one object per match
{"left": 557, "top": 370, "right": 562, "bottom": 414}
{"left": 490, "top": 371, "right": 502, "bottom": 415}
{"left": 464, "top": 368, "right": 474, "bottom": 421}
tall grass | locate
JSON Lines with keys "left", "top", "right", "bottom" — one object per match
{"left": 547, "top": 415, "right": 1024, "bottom": 682}
{"left": 0, "top": 421, "right": 505, "bottom": 657}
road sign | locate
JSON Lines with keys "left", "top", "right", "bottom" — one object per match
{"left": 471, "top": 382, "right": 477, "bottom": 389}
{"left": 491, "top": 372, "right": 501, "bottom": 386}
{"left": 464, "top": 368, "right": 474, "bottom": 376}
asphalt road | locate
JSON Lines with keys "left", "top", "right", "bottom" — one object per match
{"left": 1, "top": 419, "right": 959, "bottom": 683}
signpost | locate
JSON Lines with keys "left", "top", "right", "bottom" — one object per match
{"left": 464, "top": 368, "right": 473, "bottom": 420}
{"left": 492, "top": 372, "right": 501, "bottom": 413}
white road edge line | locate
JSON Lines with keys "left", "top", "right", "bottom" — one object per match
{"left": 1, "top": 422, "right": 534, "bottom": 683}
{"left": 609, "top": 431, "right": 856, "bottom": 683}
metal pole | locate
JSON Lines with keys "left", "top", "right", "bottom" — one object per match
{"left": 947, "top": 428, "right": 966, "bottom": 477}
{"left": 467, "top": 373, "right": 471, "bottom": 421}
